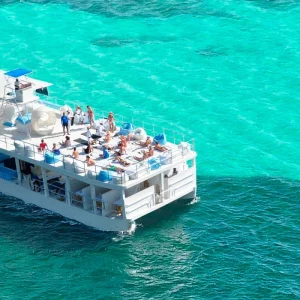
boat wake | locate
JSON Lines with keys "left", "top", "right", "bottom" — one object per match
{"left": 188, "top": 196, "right": 200, "bottom": 205}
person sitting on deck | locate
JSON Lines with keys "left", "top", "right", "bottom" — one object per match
{"left": 103, "top": 144, "right": 114, "bottom": 151}
{"left": 71, "top": 147, "right": 79, "bottom": 159}
{"left": 134, "top": 146, "right": 154, "bottom": 161}
{"left": 38, "top": 139, "right": 48, "bottom": 152}
{"left": 120, "top": 135, "right": 127, "bottom": 147}
{"left": 154, "top": 142, "right": 168, "bottom": 152}
{"left": 86, "top": 127, "right": 92, "bottom": 143}
{"left": 103, "top": 131, "right": 112, "bottom": 143}
{"left": 96, "top": 122, "right": 106, "bottom": 138}
{"left": 100, "top": 147, "right": 110, "bottom": 159}
{"left": 116, "top": 142, "right": 126, "bottom": 155}
{"left": 85, "top": 155, "right": 95, "bottom": 166}
{"left": 84, "top": 142, "right": 93, "bottom": 154}
{"left": 52, "top": 143, "right": 61, "bottom": 155}
{"left": 114, "top": 152, "right": 131, "bottom": 166}
{"left": 60, "top": 135, "right": 71, "bottom": 148}
{"left": 138, "top": 136, "right": 151, "bottom": 147}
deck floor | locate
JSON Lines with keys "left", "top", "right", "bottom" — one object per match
{"left": 0, "top": 117, "right": 183, "bottom": 178}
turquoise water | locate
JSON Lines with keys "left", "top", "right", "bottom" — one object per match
{"left": 0, "top": 0, "right": 300, "bottom": 298}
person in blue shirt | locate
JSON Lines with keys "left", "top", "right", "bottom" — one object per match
{"left": 61, "top": 112, "right": 69, "bottom": 135}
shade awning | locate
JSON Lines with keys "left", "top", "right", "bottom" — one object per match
{"left": 4, "top": 68, "right": 32, "bottom": 78}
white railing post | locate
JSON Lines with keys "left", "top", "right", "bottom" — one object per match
{"left": 41, "top": 167, "right": 49, "bottom": 197}
{"left": 160, "top": 172, "right": 164, "bottom": 203}
{"left": 121, "top": 190, "right": 127, "bottom": 220}
{"left": 90, "top": 184, "right": 97, "bottom": 213}
{"left": 15, "top": 158, "right": 22, "bottom": 184}
{"left": 65, "top": 176, "right": 71, "bottom": 205}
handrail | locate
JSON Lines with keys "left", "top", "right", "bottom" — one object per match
{"left": 0, "top": 132, "right": 194, "bottom": 186}
{"left": 40, "top": 99, "right": 192, "bottom": 144}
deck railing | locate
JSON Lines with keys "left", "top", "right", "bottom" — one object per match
{"left": 0, "top": 133, "right": 195, "bottom": 185}
{"left": 40, "top": 99, "right": 192, "bottom": 145}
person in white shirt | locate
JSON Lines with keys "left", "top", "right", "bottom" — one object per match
{"left": 86, "top": 127, "right": 92, "bottom": 143}
{"left": 67, "top": 110, "right": 73, "bottom": 128}
{"left": 74, "top": 106, "right": 83, "bottom": 125}
{"left": 96, "top": 122, "right": 106, "bottom": 138}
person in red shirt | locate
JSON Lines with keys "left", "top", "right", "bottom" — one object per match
{"left": 39, "top": 139, "right": 48, "bottom": 152}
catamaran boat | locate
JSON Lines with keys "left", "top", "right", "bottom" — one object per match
{"left": 0, "top": 68, "right": 197, "bottom": 232}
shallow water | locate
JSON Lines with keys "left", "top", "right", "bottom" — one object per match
{"left": 0, "top": 0, "right": 300, "bottom": 298}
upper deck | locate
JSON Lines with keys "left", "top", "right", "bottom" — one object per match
{"left": 0, "top": 109, "right": 196, "bottom": 189}
{"left": 0, "top": 70, "right": 196, "bottom": 191}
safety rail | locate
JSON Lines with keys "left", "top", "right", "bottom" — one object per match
{"left": 0, "top": 134, "right": 194, "bottom": 185}
{"left": 0, "top": 135, "right": 194, "bottom": 185}
{"left": 40, "top": 99, "right": 192, "bottom": 144}
{"left": 93, "top": 109, "right": 191, "bottom": 145}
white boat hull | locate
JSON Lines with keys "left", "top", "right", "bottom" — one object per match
{"left": 0, "top": 178, "right": 131, "bottom": 231}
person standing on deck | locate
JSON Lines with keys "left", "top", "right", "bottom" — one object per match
{"left": 61, "top": 112, "right": 70, "bottom": 135}
{"left": 87, "top": 106, "right": 94, "bottom": 127}
{"left": 108, "top": 112, "right": 115, "bottom": 132}
{"left": 14, "top": 79, "right": 21, "bottom": 90}
{"left": 67, "top": 110, "right": 74, "bottom": 127}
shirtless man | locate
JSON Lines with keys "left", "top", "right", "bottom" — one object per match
{"left": 138, "top": 136, "right": 151, "bottom": 147}
{"left": 134, "top": 146, "right": 154, "bottom": 161}
{"left": 114, "top": 152, "right": 131, "bottom": 166}
{"left": 104, "top": 131, "right": 112, "bottom": 143}
{"left": 72, "top": 147, "right": 79, "bottom": 159}
{"left": 154, "top": 142, "right": 168, "bottom": 152}
{"left": 85, "top": 155, "right": 95, "bottom": 166}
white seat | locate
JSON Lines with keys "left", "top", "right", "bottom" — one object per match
{"left": 14, "top": 140, "right": 25, "bottom": 155}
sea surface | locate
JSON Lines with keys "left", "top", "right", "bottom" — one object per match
{"left": 0, "top": 0, "right": 300, "bottom": 299}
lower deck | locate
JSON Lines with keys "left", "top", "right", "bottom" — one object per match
{"left": 0, "top": 153, "right": 196, "bottom": 231}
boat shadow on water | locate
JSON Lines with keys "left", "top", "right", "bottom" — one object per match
{"left": 0, "top": 175, "right": 299, "bottom": 251}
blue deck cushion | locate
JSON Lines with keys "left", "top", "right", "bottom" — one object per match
{"left": 153, "top": 133, "right": 167, "bottom": 145}
{"left": 44, "top": 152, "right": 62, "bottom": 164}
{"left": 148, "top": 158, "right": 161, "bottom": 170}
{"left": 3, "top": 121, "right": 15, "bottom": 127}
{"left": 120, "top": 122, "right": 134, "bottom": 136}
{"left": 98, "top": 170, "right": 112, "bottom": 182}
{"left": 16, "top": 113, "right": 32, "bottom": 125}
